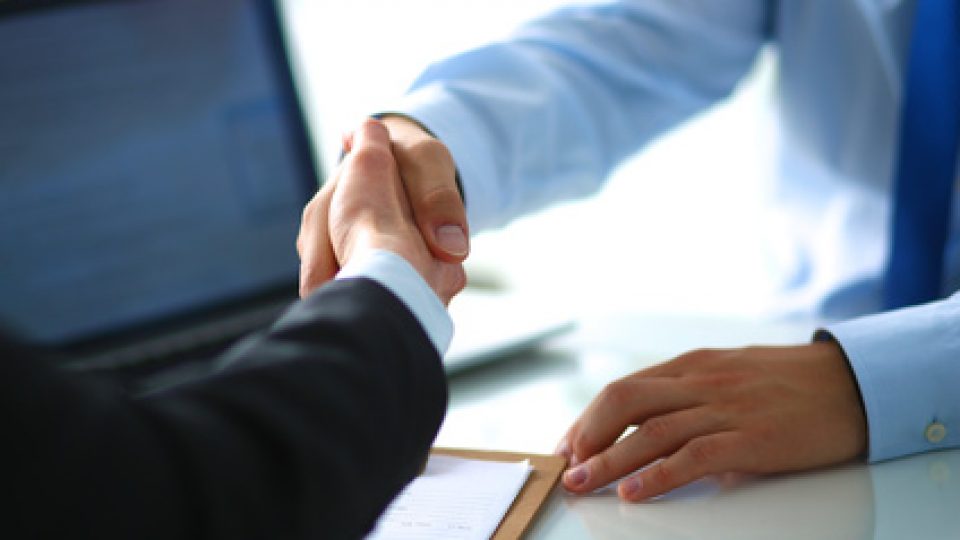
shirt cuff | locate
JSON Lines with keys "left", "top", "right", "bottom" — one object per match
{"left": 336, "top": 249, "right": 454, "bottom": 356}
{"left": 819, "top": 294, "right": 960, "bottom": 462}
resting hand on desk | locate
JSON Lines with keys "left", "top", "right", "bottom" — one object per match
{"left": 556, "top": 341, "right": 868, "bottom": 501}
{"left": 297, "top": 117, "right": 466, "bottom": 304}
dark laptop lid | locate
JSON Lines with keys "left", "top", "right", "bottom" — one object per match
{"left": 0, "top": 0, "right": 322, "bottom": 368}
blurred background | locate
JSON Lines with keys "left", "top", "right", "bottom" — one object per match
{"left": 285, "top": 0, "right": 781, "bottom": 320}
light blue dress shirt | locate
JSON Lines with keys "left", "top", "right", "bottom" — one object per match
{"left": 389, "top": 0, "right": 958, "bottom": 461}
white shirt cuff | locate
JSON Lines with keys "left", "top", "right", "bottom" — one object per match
{"left": 336, "top": 249, "right": 454, "bottom": 355}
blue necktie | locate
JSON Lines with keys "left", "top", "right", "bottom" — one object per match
{"left": 884, "top": 0, "right": 960, "bottom": 310}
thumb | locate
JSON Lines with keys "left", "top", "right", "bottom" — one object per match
{"left": 381, "top": 116, "right": 469, "bottom": 263}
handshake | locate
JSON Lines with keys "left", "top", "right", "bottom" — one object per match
{"left": 297, "top": 116, "right": 469, "bottom": 305}
{"left": 294, "top": 117, "right": 868, "bottom": 504}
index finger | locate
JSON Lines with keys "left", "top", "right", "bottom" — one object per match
{"left": 618, "top": 432, "right": 743, "bottom": 502}
{"left": 561, "top": 375, "right": 699, "bottom": 463}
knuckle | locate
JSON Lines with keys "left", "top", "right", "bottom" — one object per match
{"left": 639, "top": 416, "right": 672, "bottom": 442}
{"left": 650, "top": 461, "right": 673, "bottom": 489}
{"left": 406, "top": 137, "right": 453, "bottom": 168}
{"left": 350, "top": 145, "right": 394, "bottom": 175}
{"left": 676, "top": 348, "right": 717, "bottom": 368}
{"left": 590, "top": 451, "right": 612, "bottom": 477}
{"left": 598, "top": 380, "right": 632, "bottom": 410}
{"left": 693, "top": 347, "right": 722, "bottom": 360}
{"left": 400, "top": 141, "right": 458, "bottom": 195}
{"left": 416, "top": 184, "right": 462, "bottom": 213}
{"left": 697, "top": 371, "right": 747, "bottom": 393}
{"left": 687, "top": 438, "right": 724, "bottom": 468}
{"left": 359, "top": 116, "right": 383, "bottom": 131}
{"left": 570, "top": 431, "right": 601, "bottom": 459}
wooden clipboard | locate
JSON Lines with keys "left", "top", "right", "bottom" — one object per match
{"left": 431, "top": 448, "right": 567, "bottom": 540}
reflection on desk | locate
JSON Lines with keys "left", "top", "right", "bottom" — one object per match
{"left": 438, "top": 312, "right": 960, "bottom": 539}
{"left": 534, "top": 449, "right": 960, "bottom": 539}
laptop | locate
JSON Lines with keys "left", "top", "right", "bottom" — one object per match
{"left": 0, "top": 0, "right": 318, "bottom": 382}
{"left": 0, "top": 0, "right": 571, "bottom": 385}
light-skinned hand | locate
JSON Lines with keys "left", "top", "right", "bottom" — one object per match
{"left": 379, "top": 114, "right": 469, "bottom": 263}
{"left": 556, "top": 341, "right": 868, "bottom": 501}
{"left": 296, "top": 118, "right": 465, "bottom": 304}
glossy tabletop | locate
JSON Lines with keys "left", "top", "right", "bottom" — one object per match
{"left": 435, "top": 311, "right": 960, "bottom": 539}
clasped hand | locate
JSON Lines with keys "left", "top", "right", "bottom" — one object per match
{"left": 295, "top": 117, "right": 869, "bottom": 502}
{"left": 296, "top": 117, "right": 466, "bottom": 305}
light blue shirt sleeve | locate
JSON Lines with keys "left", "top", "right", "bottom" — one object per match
{"left": 386, "top": 0, "right": 956, "bottom": 464}
{"left": 388, "top": 0, "right": 769, "bottom": 230}
{"left": 821, "top": 294, "right": 960, "bottom": 462}
{"left": 336, "top": 249, "right": 454, "bottom": 356}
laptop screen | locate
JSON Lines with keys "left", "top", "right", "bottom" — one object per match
{"left": 0, "top": 0, "right": 320, "bottom": 352}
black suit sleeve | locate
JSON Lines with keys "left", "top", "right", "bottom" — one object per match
{"left": 2, "top": 278, "right": 448, "bottom": 540}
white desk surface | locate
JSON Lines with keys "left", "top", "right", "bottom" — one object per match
{"left": 436, "top": 311, "right": 960, "bottom": 539}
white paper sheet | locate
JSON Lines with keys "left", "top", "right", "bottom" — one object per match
{"left": 367, "top": 455, "right": 532, "bottom": 540}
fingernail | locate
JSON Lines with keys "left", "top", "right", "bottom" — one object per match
{"left": 436, "top": 224, "right": 468, "bottom": 256}
{"left": 564, "top": 464, "right": 588, "bottom": 488}
{"left": 554, "top": 439, "right": 571, "bottom": 458}
{"left": 620, "top": 477, "right": 643, "bottom": 500}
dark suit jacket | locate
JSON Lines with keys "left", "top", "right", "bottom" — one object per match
{"left": 2, "top": 278, "right": 448, "bottom": 539}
